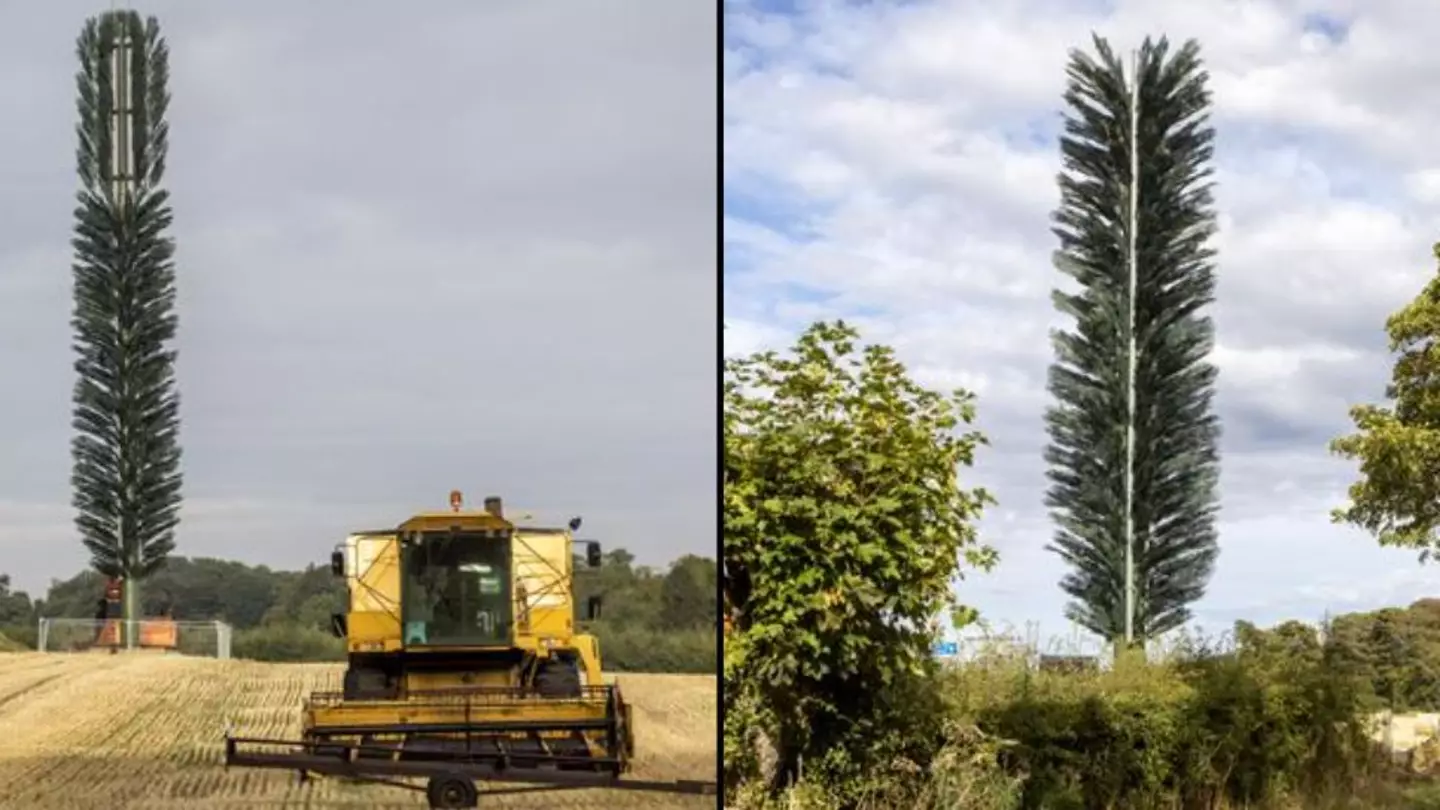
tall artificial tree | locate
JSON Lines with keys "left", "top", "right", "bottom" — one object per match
{"left": 1043, "top": 35, "right": 1220, "bottom": 646}
{"left": 70, "top": 10, "right": 182, "bottom": 643}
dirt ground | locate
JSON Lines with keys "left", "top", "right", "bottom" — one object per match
{"left": 0, "top": 652, "right": 716, "bottom": 809}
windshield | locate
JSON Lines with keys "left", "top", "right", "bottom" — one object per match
{"left": 401, "top": 532, "right": 511, "bottom": 646}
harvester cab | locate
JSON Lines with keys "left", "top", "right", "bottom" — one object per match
{"left": 224, "top": 491, "right": 716, "bottom": 808}
{"left": 323, "top": 491, "right": 606, "bottom": 703}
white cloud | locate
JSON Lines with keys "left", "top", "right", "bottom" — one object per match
{"left": 724, "top": 0, "right": 1440, "bottom": 640}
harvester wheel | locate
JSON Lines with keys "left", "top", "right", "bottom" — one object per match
{"left": 425, "top": 773, "right": 478, "bottom": 809}
{"left": 535, "top": 656, "right": 581, "bottom": 698}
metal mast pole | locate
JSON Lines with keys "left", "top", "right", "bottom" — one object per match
{"left": 1123, "top": 48, "right": 1140, "bottom": 649}
{"left": 108, "top": 15, "right": 139, "bottom": 650}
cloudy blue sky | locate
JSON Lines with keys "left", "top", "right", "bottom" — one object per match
{"left": 724, "top": 0, "right": 1440, "bottom": 644}
{"left": 0, "top": 1, "right": 717, "bottom": 596}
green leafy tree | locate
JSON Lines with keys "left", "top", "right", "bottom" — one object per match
{"left": 37, "top": 558, "right": 275, "bottom": 629}
{"left": 574, "top": 548, "right": 666, "bottom": 629}
{"left": 1044, "top": 35, "right": 1220, "bottom": 645}
{"left": 70, "top": 10, "right": 182, "bottom": 635}
{"left": 30, "top": 551, "right": 716, "bottom": 667}
{"left": 723, "top": 320, "right": 995, "bottom": 797}
{"left": 261, "top": 564, "right": 346, "bottom": 630}
{"left": 1331, "top": 243, "right": 1440, "bottom": 558}
{"left": 658, "top": 554, "right": 717, "bottom": 631}
{"left": 0, "top": 575, "right": 34, "bottom": 627}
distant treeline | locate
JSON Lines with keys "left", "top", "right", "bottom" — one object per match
{"left": 0, "top": 548, "right": 717, "bottom": 673}
{"left": 1237, "top": 597, "right": 1440, "bottom": 713}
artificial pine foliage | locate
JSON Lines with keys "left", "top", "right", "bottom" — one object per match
{"left": 1044, "top": 35, "right": 1220, "bottom": 644}
{"left": 70, "top": 11, "right": 182, "bottom": 583}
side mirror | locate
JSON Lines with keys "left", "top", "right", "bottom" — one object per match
{"left": 587, "top": 595, "right": 603, "bottom": 621}
{"left": 330, "top": 551, "right": 345, "bottom": 577}
{"left": 585, "top": 541, "right": 602, "bottom": 568}
{"left": 330, "top": 613, "right": 347, "bottom": 638}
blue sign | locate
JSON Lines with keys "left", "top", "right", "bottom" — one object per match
{"left": 933, "top": 641, "right": 959, "bottom": 657}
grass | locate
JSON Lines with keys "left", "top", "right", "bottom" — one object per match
{"left": 0, "top": 632, "right": 25, "bottom": 653}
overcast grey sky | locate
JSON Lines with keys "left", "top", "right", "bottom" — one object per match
{"left": 0, "top": 1, "right": 718, "bottom": 595}
{"left": 726, "top": 0, "right": 1440, "bottom": 645}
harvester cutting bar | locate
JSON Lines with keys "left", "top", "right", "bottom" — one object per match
{"left": 302, "top": 684, "right": 634, "bottom": 774}
{"left": 223, "top": 735, "right": 717, "bottom": 809}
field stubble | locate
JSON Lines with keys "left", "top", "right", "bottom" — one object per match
{"left": 0, "top": 652, "right": 716, "bottom": 809}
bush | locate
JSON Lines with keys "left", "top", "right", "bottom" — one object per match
{"left": 0, "top": 624, "right": 35, "bottom": 651}
{"left": 0, "top": 630, "right": 28, "bottom": 652}
{"left": 232, "top": 623, "right": 345, "bottom": 662}
{"left": 724, "top": 657, "right": 973, "bottom": 807}
{"left": 945, "top": 642, "right": 1377, "bottom": 810}
{"left": 737, "top": 633, "right": 1394, "bottom": 810}
{"left": 852, "top": 721, "right": 1024, "bottom": 810}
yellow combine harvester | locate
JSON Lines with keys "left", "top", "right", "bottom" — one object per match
{"left": 223, "top": 491, "right": 715, "bottom": 808}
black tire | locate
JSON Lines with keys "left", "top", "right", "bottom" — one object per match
{"left": 342, "top": 667, "right": 390, "bottom": 700}
{"left": 426, "top": 773, "right": 478, "bottom": 808}
{"left": 535, "top": 657, "right": 582, "bottom": 698}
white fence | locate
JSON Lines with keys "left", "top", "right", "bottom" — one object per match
{"left": 37, "top": 617, "right": 232, "bottom": 660}
{"left": 934, "top": 620, "right": 1242, "bottom": 670}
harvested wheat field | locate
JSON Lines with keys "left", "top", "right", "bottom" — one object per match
{"left": 0, "top": 652, "right": 716, "bottom": 809}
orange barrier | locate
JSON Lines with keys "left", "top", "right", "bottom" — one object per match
{"left": 96, "top": 619, "right": 121, "bottom": 647}
{"left": 140, "top": 620, "right": 177, "bottom": 650}
{"left": 94, "top": 619, "right": 178, "bottom": 650}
